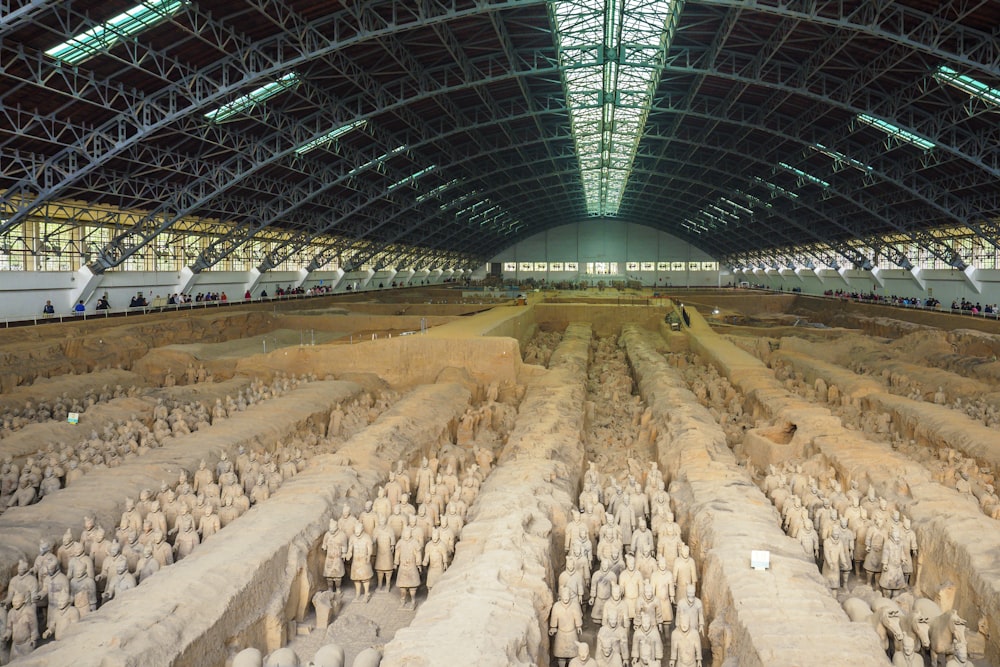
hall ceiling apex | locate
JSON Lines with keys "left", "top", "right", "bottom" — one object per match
{"left": 0, "top": 0, "right": 997, "bottom": 271}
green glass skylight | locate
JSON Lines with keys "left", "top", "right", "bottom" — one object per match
{"left": 934, "top": 65, "right": 1000, "bottom": 107}
{"left": 45, "top": 0, "right": 184, "bottom": 65}
{"left": 811, "top": 143, "right": 873, "bottom": 173}
{"left": 295, "top": 119, "right": 367, "bottom": 156}
{"left": 856, "top": 113, "right": 935, "bottom": 151}
{"left": 778, "top": 161, "right": 830, "bottom": 188}
{"left": 204, "top": 72, "right": 300, "bottom": 123}
{"left": 552, "top": 0, "right": 682, "bottom": 216}
{"left": 387, "top": 165, "right": 437, "bottom": 192}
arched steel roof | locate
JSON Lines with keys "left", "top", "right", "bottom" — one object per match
{"left": 1, "top": 0, "right": 997, "bottom": 272}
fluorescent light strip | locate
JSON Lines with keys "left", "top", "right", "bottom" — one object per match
{"left": 856, "top": 113, "right": 935, "bottom": 150}
{"left": 295, "top": 119, "right": 367, "bottom": 155}
{"left": 387, "top": 165, "right": 437, "bottom": 192}
{"left": 778, "top": 161, "right": 830, "bottom": 188}
{"left": 416, "top": 179, "right": 460, "bottom": 204}
{"left": 45, "top": 0, "right": 184, "bottom": 65}
{"left": 752, "top": 176, "right": 799, "bottom": 200}
{"left": 347, "top": 145, "right": 407, "bottom": 177}
{"left": 204, "top": 72, "right": 300, "bottom": 123}
{"left": 812, "top": 143, "right": 873, "bottom": 173}
{"left": 934, "top": 65, "right": 1000, "bottom": 107}
{"left": 718, "top": 197, "right": 753, "bottom": 215}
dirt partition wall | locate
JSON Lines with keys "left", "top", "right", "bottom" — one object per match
{"left": 0, "top": 380, "right": 362, "bottom": 594}
{"left": 19, "top": 382, "right": 471, "bottom": 667}
{"left": 382, "top": 323, "right": 592, "bottom": 667}
{"left": 692, "top": 320, "right": 1000, "bottom": 663}
{"left": 622, "top": 325, "right": 888, "bottom": 667}
{"left": 0, "top": 310, "right": 275, "bottom": 390}
{"left": 772, "top": 346, "right": 1000, "bottom": 474}
{"left": 532, "top": 303, "right": 666, "bottom": 337}
{"left": 234, "top": 332, "right": 525, "bottom": 390}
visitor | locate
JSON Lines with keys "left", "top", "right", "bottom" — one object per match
{"left": 74, "top": 300, "right": 86, "bottom": 314}
{"left": 260, "top": 289, "right": 268, "bottom": 299}
{"left": 96, "top": 297, "right": 110, "bottom": 310}
{"left": 243, "top": 289, "right": 251, "bottom": 300}
{"left": 42, "top": 300, "right": 55, "bottom": 317}
{"left": 220, "top": 292, "right": 228, "bottom": 302}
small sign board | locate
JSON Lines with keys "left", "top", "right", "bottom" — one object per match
{"left": 751, "top": 550, "right": 770, "bottom": 571}
{"left": 67, "top": 412, "right": 80, "bottom": 425}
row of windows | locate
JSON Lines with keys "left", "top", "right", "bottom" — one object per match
{"left": 503, "top": 261, "right": 719, "bottom": 272}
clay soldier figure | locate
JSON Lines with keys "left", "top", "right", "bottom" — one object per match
{"left": 650, "top": 556, "right": 675, "bottom": 624}
{"left": 174, "top": 519, "right": 201, "bottom": 562}
{"left": 590, "top": 558, "right": 617, "bottom": 622}
{"left": 320, "top": 520, "right": 347, "bottom": 594}
{"left": 348, "top": 523, "right": 375, "bottom": 603}
{"left": 136, "top": 544, "right": 160, "bottom": 583}
{"left": 372, "top": 514, "right": 396, "bottom": 592}
{"left": 672, "top": 545, "right": 697, "bottom": 597}
{"left": 559, "top": 557, "right": 586, "bottom": 606}
{"left": 603, "top": 583, "right": 627, "bottom": 629}
{"left": 103, "top": 560, "right": 137, "bottom": 602}
{"left": 549, "top": 586, "right": 583, "bottom": 667}
{"left": 199, "top": 505, "right": 221, "bottom": 541}
{"left": 798, "top": 519, "right": 820, "bottom": 563}
{"left": 618, "top": 554, "right": 643, "bottom": 624}
{"left": 42, "top": 590, "right": 80, "bottom": 641}
{"left": 5, "top": 560, "right": 38, "bottom": 607}
{"left": 864, "top": 517, "right": 887, "bottom": 587}
{"left": 675, "top": 585, "right": 705, "bottom": 637}
{"left": 900, "top": 517, "right": 918, "bottom": 586}
{"left": 394, "top": 525, "right": 422, "bottom": 609}
{"left": 821, "top": 529, "right": 849, "bottom": 591}
{"left": 631, "top": 611, "right": 663, "bottom": 667}
{"left": 636, "top": 581, "right": 664, "bottom": 633}
{"left": 838, "top": 518, "right": 855, "bottom": 588}
{"left": 879, "top": 527, "right": 907, "bottom": 598}
{"left": 422, "top": 528, "right": 449, "bottom": 590}
{"left": 669, "top": 613, "right": 702, "bottom": 667}
{"left": 569, "top": 641, "right": 598, "bottom": 667}
{"left": 596, "top": 611, "right": 628, "bottom": 667}
{"left": 4, "top": 592, "right": 38, "bottom": 659}
{"left": 893, "top": 635, "right": 922, "bottom": 667}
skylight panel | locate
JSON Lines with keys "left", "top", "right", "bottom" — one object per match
{"left": 856, "top": 113, "right": 935, "bottom": 151}
{"left": 387, "top": 165, "right": 437, "bottom": 192}
{"left": 204, "top": 72, "right": 300, "bottom": 123}
{"left": 778, "top": 162, "right": 830, "bottom": 188}
{"left": 295, "top": 119, "right": 367, "bottom": 156}
{"left": 553, "top": 0, "right": 682, "bottom": 216}
{"left": 934, "top": 65, "right": 1000, "bottom": 107}
{"left": 45, "top": 0, "right": 184, "bottom": 65}
{"left": 811, "top": 143, "right": 873, "bottom": 173}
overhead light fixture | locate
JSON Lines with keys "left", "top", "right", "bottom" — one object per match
{"left": 45, "top": 0, "right": 184, "bottom": 65}
{"left": 204, "top": 72, "right": 300, "bottom": 123}
{"left": 811, "top": 143, "right": 873, "bottom": 173}
{"left": 553, "top": 0, "right": 683, "bottom": 216}
{"left": 778, "top": 162, "right": 830, "bottom": 188}
{"left": 295, "top": 119, "right": 367, "bottom": 155}
{"left": 856, "top": 113, "right": 935, "bottom": 151}
{"left": 933, "top": 65, "right": 1000, "bottom": 108}
{"left": 387, "top": 165, "right": 437, "bottom": 192}
{"left": 751, "top": 176, "right": 799, "bottom": 200}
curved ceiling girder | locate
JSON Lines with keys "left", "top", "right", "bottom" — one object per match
{"left": 0, "top": 0, "right": 996, "bottom": 273}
